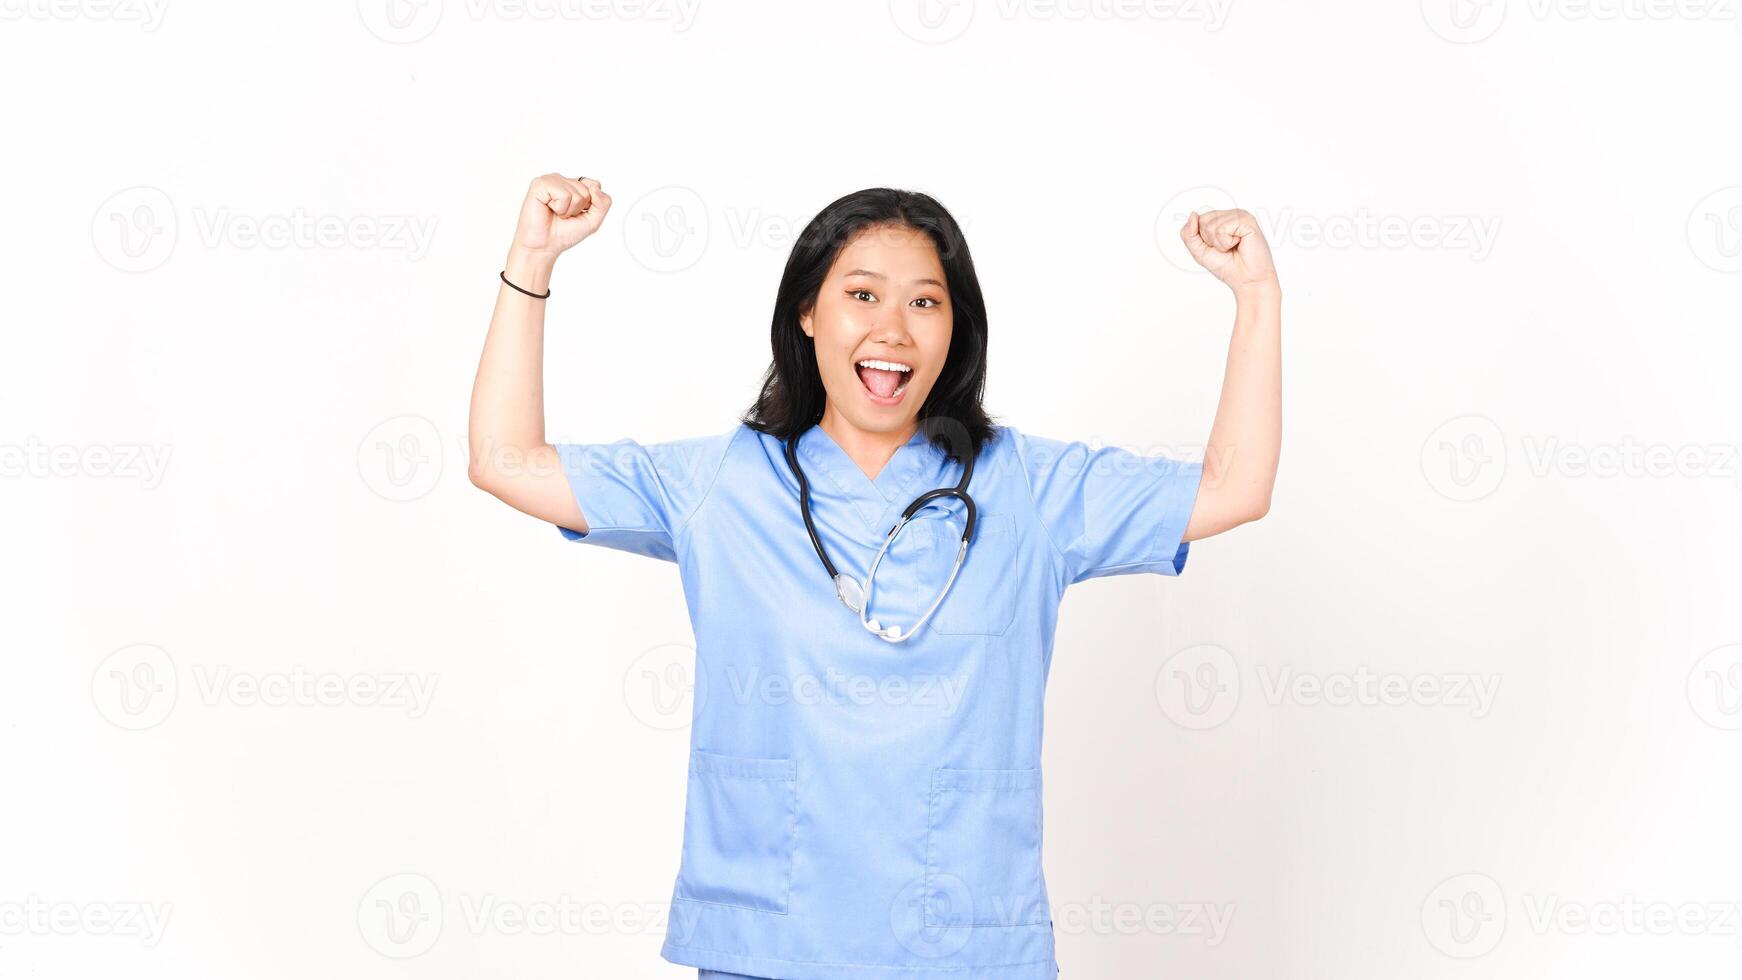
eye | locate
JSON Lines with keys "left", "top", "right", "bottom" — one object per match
{"left": 912, "top": 297, "right": 941, "bottom": 309}
{"left": 848, "top": 288, "right": 876, "bottom": 302}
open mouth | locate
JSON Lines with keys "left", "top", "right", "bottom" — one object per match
{"left": 854, "top": 358, "right": 913, "bottom": 404}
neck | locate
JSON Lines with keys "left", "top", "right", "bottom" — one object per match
{"left": 818, "top": 404, "right": 917, "bottom": 483}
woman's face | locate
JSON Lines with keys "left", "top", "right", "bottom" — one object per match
{"left": 800, "top": 223, "right": 953, "bottom": 438}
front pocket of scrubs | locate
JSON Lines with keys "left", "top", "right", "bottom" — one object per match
{"left": 926, "top": 513, "right": 1019, "bottom": 636}
{"left": 677, "top": 749, "right": 796, "bottom": 914}
{"left": 924, "top": 767, "right": 1049, "bottom": 928}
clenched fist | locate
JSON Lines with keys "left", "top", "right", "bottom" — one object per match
{"left": 1181, "top": 208, "right": 1278, "bottom": 293}
{"left": 513, "top": 173, "right": 612, "bottom": 258}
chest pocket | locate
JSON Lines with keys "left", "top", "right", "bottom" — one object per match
{"left": 904, "top": 511, "right": 1020, "bottom": 637}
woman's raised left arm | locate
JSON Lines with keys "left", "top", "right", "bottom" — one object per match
{"left": 1178, "top": 208, "right": 1282, "bottom": 542}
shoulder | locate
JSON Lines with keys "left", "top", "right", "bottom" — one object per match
{"left": 689, "top": 421, "right": 769, "bottom": 487}
{"left": 656, "top": 421, "right": 750, "bottom": 460}
{"left": 669, "top": 422, "right": 749, "bottom": 451}
{"left": 986, "top": 423, "right": 1074, "bottom": 470}
{"left": 677, "top": 422, "right": 751, "bottom": 483}
{"left": 613, "top": 423, "right": 747, "bottom": 498}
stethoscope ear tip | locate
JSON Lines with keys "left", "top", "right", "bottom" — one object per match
{"left": 863, "top": 618, "right": 902, "bottom": 640}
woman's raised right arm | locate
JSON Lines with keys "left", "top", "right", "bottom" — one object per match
{"left": 467, "top": 173, "right": 612, "bottom": 532}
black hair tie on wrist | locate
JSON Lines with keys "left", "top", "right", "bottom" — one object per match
{"left": 500, "top": 269, "right": 550, "bottom": 299}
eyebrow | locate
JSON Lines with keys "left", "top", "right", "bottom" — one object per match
{"left": 843, "top": 269, "right": 946, "bottom": 288}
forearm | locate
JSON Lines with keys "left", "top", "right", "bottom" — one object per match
{"left": 1185, "top": 281, "right": 1282, "bottom": 540}
{"left": 467, "top": 246, "right": 558, "bottom": 487}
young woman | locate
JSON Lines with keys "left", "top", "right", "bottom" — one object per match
{"left": 469, "top": 175, "right": 1281, "bottom": 980}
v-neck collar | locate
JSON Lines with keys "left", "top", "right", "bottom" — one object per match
{"left": 796, "top": 422, "right": 939, "bottom": 533}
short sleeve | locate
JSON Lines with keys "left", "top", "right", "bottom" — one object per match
{"left": 1010, "top": 427, "right": 1205, "bottom": 585}
{"left": 550, "top": 425, "right": 740, "bottom": 563}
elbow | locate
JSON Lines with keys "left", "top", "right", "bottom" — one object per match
{"left": 466, "top": 440, "right": 502, "bottom": 496}
{"left": 1231, "top": 491, "right": 1271, "bottom": 527}
{"left": 1247, "top": 492, "right": 1272, "bottom": 523}
{"left": 468, "top": 461, "right": 512, "bottom": 501}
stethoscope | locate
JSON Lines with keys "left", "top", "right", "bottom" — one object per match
{"left": 783, "top": 426, "right": 977, "bottom": 643}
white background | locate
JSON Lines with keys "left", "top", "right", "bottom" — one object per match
{"left": 3, "top": 0, "right": 1741, "bottom": 977}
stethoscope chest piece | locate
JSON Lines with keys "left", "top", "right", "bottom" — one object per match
{"left": 834, "top": 573, "right": 866, "bottom": 614}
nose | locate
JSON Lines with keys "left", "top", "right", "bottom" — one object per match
{"left": 868, "top": 307, "right": 915, "bottom": 347}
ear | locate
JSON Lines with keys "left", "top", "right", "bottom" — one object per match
{"left": 798, "top": 308, "right": 813, "bottom": 338}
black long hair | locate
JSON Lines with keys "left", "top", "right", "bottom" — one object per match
{"left": 740, "top": 187, "right": 998, "bottom": 466}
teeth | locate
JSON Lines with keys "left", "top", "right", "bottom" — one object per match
{"left": 857, "top": 358, "right": 912, "bottom": 373}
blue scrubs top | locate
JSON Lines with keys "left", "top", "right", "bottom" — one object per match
{"left": 554, "top": 421, "right": 1203, "bottom": 980}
